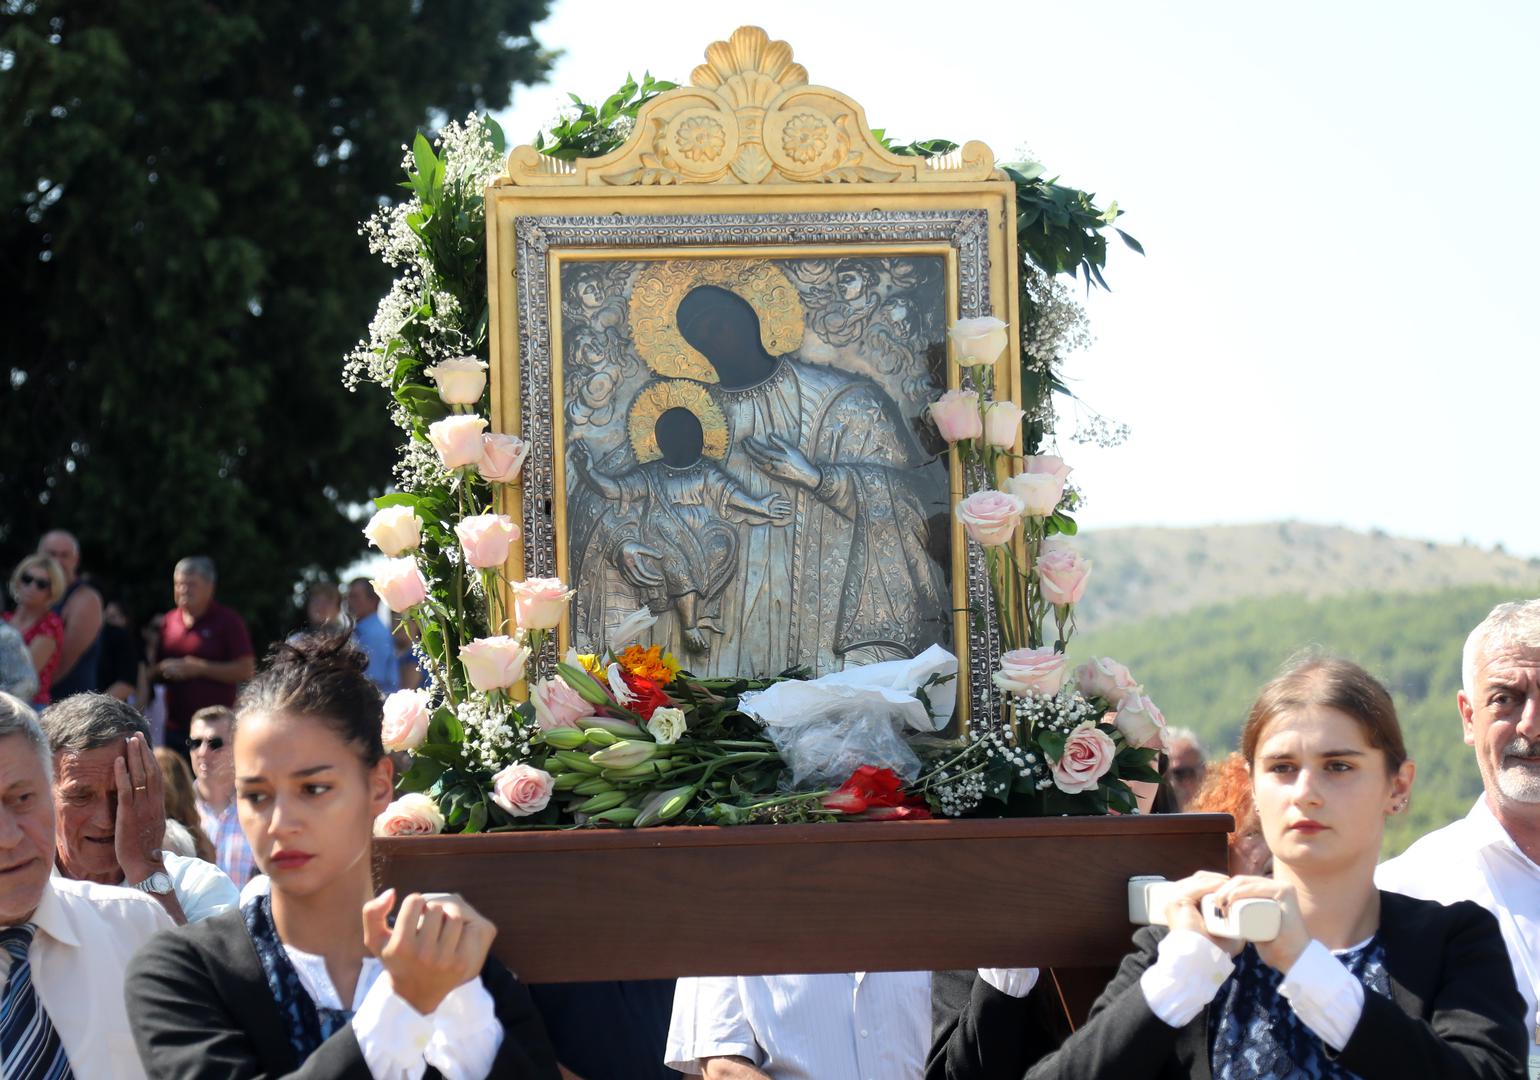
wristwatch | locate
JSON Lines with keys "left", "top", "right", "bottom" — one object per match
{"left": 128, "top": 871, "right": 174, "bottom": 895}
{"left": 128, "top": 855, "right": 174, "bottom": 896}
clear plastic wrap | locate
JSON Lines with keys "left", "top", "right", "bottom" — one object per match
{"left": 737, "top": 644, "right": 957, "bottom": 789}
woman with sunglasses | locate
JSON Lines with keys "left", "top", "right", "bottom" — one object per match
{"left": 126, "top": 636, "right": 560, "bottom": 1078}
{"left": 4, "top": 554, "right": 66, "bottom": 705}
{"left": 932, "top": 656, "right": 1530, "bottom": 1080}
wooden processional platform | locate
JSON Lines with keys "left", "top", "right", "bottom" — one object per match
{"left": 376, "top": 814, "right": 1231, "bottom": 984}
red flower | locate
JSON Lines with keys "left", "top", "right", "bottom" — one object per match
{"left": 621, "top": 673, "right": 673, "bottom": 721}
{"left": 821, "top": 765, "right": 925, "bottom": 816}
{"left": 855, "top": 804, "right": 933, "bottom": 821}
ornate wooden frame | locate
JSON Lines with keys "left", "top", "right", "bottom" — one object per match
{"left": 487, "top": 26, "right": 1022, "bottom": 725}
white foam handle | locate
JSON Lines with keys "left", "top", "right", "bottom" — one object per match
{"left": 1128, "top": 875, "right": 1281, "bottom": 943}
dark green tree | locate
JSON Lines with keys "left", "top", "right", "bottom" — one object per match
{"left": 0, "top": 0, "right": 551, "bottom": 645}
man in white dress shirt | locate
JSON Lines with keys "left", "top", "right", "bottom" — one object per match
{"left": 665, "top": 971, "right": 931, "bottom": 1080}
{"left": 0, "top": 692, "right": 174, "bottom": 1078}
{"left": 41, "top": 692, "right": 238, "bottom": 924}
{"left": 1377, "top": 598, "right": 1540, "bottom": 1076}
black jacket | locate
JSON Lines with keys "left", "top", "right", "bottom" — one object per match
{"left": 124, "top": 908, "right": 560, "bottom": 1079}
{"left": 930, "top": 891, "right": 1529, "bottom": 1080}
{"left": 927, "top": 968, "right": 1069, "bottom": 1080}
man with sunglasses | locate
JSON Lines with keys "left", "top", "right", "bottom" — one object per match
{"left": 188, "top": 705, "right": 255, "bottom": 888}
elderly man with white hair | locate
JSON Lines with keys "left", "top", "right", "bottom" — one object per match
{"left": 0, "top": 691, "right": 173, "bottom": 1078}
{"left": 1378, "top": 598, "right": 1540, "bottom": 1076}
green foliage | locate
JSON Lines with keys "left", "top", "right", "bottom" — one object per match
{"left": 1075, "top": 584, "right": 1538, "bottom": 856}
{"left": 535, "top": 72, "right": 677, "bottom": 160}
{"left": 871, "top": 131, "right": 1137, "bottom": 454}
{"left": 0, "top": 0, "right": 552, "bottom": 645}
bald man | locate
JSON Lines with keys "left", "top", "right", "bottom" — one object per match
{"left": 37, "top": 530, "right": 104, "bottom": 700}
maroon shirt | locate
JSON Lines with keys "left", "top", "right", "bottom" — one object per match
{"left": 158, "top": 600, "right": 253, "bottom": 741}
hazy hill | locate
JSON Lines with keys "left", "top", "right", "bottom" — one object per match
{"left": 1074, "top": 522, "right": 1539, "bottom": 631}
{"left": 1072, "top": 584, "right": 1539, "bottom": 856}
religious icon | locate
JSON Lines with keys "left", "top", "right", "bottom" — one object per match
{"left": 562, "top": 258, "right": 953, "bottom": 678}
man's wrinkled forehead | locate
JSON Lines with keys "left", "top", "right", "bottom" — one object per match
{"left": 1475, "top": 643, "right": 1540, "bottom": 687}
{"left": 55, "top": 742, "right": 125, "bottom": 790}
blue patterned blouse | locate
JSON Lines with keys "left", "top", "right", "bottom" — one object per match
{"left": 1210, "top": 938, "right": 1391, "bottom": 1080}
{"left": 243, "top": 893, "right": 353, "bottom": 1063}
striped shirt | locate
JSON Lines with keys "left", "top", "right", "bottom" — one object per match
{"left": 197, "top": 795, "right": 256, "bottom": 889}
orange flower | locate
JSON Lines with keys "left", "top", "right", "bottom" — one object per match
{"left": 617, "top": 644, "right": 680, "bottom": 684}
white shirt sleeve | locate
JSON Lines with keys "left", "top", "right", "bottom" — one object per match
{"left": 351, "top": 974, "right": 504, "bottom": 1080}
{"left": 1278, "top": 940, "right": 1365, "bottom": 1051}
{"left": 664, "top": 976, "right": 762, "bottom": 1074}
{"left": 164, "top": 853, "right": 240, "bottom": 923}
{"left": 1139, "top": 929, "right": 1236, "bottom": 1027}
{"left": 977, "top": 968, "right": 1041, "bottom": 998}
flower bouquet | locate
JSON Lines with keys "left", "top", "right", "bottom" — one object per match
{"left": 911, "top": 318, "right": 1168, "bottom": 816}
{"left": 345, "top": 100, "right": 1149, "bottom": 837}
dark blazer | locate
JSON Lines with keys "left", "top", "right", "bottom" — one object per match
{"left": 125, "top": 908, "right": 561, "bottom": 1080}
{"left": 927, "top": 968, "right": 1069, "bottom": 1080}
{"left": 931, "top": 892, "right": 1530, "bottom": 1080}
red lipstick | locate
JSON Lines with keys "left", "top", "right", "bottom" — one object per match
{"left": 269, "top": 850, "right": 314, "bottom": 870}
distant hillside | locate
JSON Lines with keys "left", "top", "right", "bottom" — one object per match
{"left": 1072, "top": 584, "right": 1538, "bottom": 856}
{"left": 1075, "top": 522, "right": 1539, "bottom": 631}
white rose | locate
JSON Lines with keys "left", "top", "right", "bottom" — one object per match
{"left": 646, "top": 706, "right": 688, "bottom": 745}
{"left": 1001, "top": 471, "right": 1065, "bottom": 518}
{"left": 459, "top": 636, "right": 531, "bottom": 691}
{"left": 425, "top": 356, "right": 488, "bottom": 405}
{"left": 948, "top": 316, "right": 1010, "bottom": 367}
{"left": 362, "top": 505, "right": 421, "bottom": 557}
{"left": 983, "top": 400, "right": 1025, "bottom": 448}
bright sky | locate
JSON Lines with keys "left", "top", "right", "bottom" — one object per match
{"left": 493, "top": 0, "right": 1540, "bottom": 557}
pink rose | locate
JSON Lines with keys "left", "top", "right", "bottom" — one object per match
{"left": 459, "top": 635, "right": 531, "bottom": 691}
{"left": 530, "top": 676, "right": 589, "bottom": 731}
{"left": 929, "top": 389, "right": 983, "bottom": 443}
{"left": 1023, "top": 454, "right": 1073, "bottom": 486}
{"left": 956, "top": 490, "right": 1024, "bottom": 547}
{"left": 362, "top": 505, "right": 421, "bottom": 557}
{"left": 1051, "top": 722, "right": 1117, "bottom": 794}
{"left": 1076, "top": 657, "right": 1142, "bottom": 708}
{"left": 455, "top": 513, "right": 520, "bottom": 570}
{"left": 371, "top": 558, "right": 428, "bottom": 613}
{"left": 372, "top": 793, "right": 445, "bottom": 837}
{"left": 947, "top": 316, "right": 1010, "bottom": 367}
{"left": 380, "top": 689, "right": 432, "bottom": 752}
{"left": 1035, "top": 539, "right": 1092, "bottom": 605}
{"left": 1001, "top": 471, "right": 1064, "bottom": 517}
{"left": 427, "top": 415, "right": 489, "bottom": 469}
{"left": 490, "top": 762, "right": 554, "bottom": 817}
{"left": 982, "top": 400, "right": 1025, "bottom": 448}
{"left": 993, "top": 647, "right": 1069, "bottom": 696}
{"left": 1114, "top": 694, "right": 1169, "bottom": 752}
{"left": 511, "top": 577, "right": 573, "bottom": 631}
{"left": 478, "top": 433, "right": 528, "bottom": 484}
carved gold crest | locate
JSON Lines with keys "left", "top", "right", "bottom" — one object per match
{"left": 628, "top": 258, "right": 805, "bottom": 381}
{"left": 627, "top": 379, "right": 730, "bottom": 464}
{"left": 501, "top": 25, "right": 999, "bottom": 187}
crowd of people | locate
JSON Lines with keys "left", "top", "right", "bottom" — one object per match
{"left": 0, "top": 523, "right": 1536, "bottom": 1078}
{"left": 1, "top": 530, "right": 424, "bottom": 725}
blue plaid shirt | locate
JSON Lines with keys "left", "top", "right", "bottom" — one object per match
{"left": 197, "top": 795, "right": 256, "bottom": 889}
